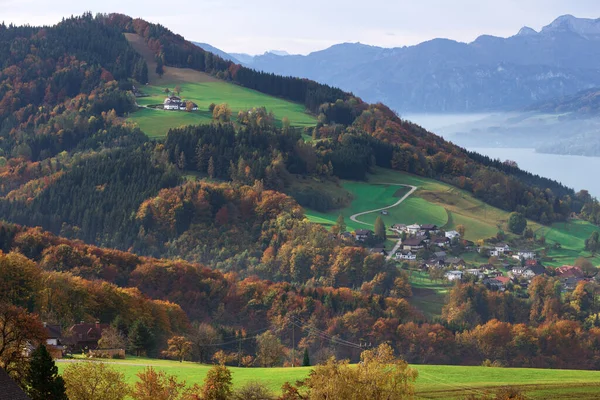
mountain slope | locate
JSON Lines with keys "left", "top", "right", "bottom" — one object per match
{"left": 241, "top": 15, "right": 600, "bottom": 112}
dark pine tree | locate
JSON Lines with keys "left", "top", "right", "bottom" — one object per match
{"left": 25, "top": 344, "right": 68, "bottom": 400}
{"left": 302, "top": 348, "right": 310, "bottom": 367}
{"left": 128, "top": 319, "right": 155, "bottom": 356}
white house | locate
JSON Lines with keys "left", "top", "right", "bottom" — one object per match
{"left": 445, "top": 270, "right": 463, "bottom": 281}
{"left": 445, "top": 230, "right": 460, "bottom": 240}
{"left": 517, "top": 250, "right": 536, "bottom": 260}
{"left": 164, "top": 96, "right": 182, "bottom": 110}
{"left": 406, "top": 224, "right": 421, "bottom": 235}
{"left": 464, "top": 269, "right": 484, "bottom": 280}
{"left": 396, "top": 251, "right": 416, "bottom": 261}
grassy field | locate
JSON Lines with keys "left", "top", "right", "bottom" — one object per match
{"left": 57, "top": 357, "right": 600, "bottom": 399}
{"left": 406, "top": 270, "right": 452, "bottom": 318}
{"left": 129, "top": 81, "right": 316, "bottom": 138}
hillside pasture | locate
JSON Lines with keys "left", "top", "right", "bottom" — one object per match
{"left": 56, "top": 357, "right": 600, "bottom": 399}
{"left": 129, "top": 81, "right": 316, "bottom": 138}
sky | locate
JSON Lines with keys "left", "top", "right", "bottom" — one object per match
{"left": 1, "top": 0, "right": 600, "bottom": 55}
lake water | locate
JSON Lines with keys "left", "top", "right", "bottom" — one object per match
{"left": 403, "top": 114, "right": 600, "bottom": 198}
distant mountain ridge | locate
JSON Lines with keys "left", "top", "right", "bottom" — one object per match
{"left": 203, "top": 15, "right": 600, "bottom": 112}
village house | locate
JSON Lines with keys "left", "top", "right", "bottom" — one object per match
{"left": 445, "top": 270, "right": 463, "bottom": 281}
{"left": 421, "top": 224, "right": 439, "bottom": 233}
{"left": 355, "top": 229, "right": 373, "bottom": 242}
{"left": 396, "top": 250, "right": 416, "bottom": 261}
{"left": 391, "top": 224, "right": 407, "bottom": 233}
{"left": 369, "top": 247, "right": 387, "bottom": 256}
{"left": 511, "top": 264, "right": 546, "bottom": 278}
{"left": 561, "top": 276, "right": 587, "bottom": 291}
{"left": 483, "top": 276, "right": 511, "bottom": 290}
{"left": 517, "top": 250, "right": 536, "bottom": 260}
{"left": 425, "top": 259, "right": 445, "bottom": 269}
{"left": 465, "top": 269, "right": 484, "bottom": 280}
{"left": 556, "top": 265, "right": 584, "bottom": 278}
{"left": 490, "top": 243, "right": 510, "bottom": 257}
{"left": 43, "top": 323, "right": 64, "bottom": 358}
{"left": 446, "top": 257, "right": 466, "bottom": 268}
{"left": 433, "top": 251, "right": 447, "bottom": 260}
{"left": 68, "top": 322, "right": 109, "bottom": 351}
{"left": 445, "top": 230, "right": 461, "bottom": 240}
{"left": 432, "top": 237, "right": 451, "bottom": 248}
{"left": 402, "top": 237, "right": 425, "bottom": 251}
{"left": 406, "top": 224, "right": 421, "bottom": 235}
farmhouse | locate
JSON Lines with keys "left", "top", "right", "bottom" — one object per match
{"left": 490, "top": 243, "right": 510, "bottom": 257}
{"left": 391, "top": 224, "right": 407, "bottom": 232}
{"left": 43, "top": 323, "right": 64, "bottom": 357}
{"left": 421, "top": 224, "right": 438, "bottom": 232}
{"left": 446, "top": 257, "right": 466, "bottom": 268}
{"left": 402, "top": 237, "right": 425, "bottom": 251}
{"left": 465, "top": 269, "right": 484, "bottom": 280}
{"left": 164, "top": 96, "right": 182, "bottom": 110}
{"left": 68, "top": 322, "right": 109, "bottom": 351}
{"left": 511, "top": 264, "right": 546, "bottom": 278}
{"left": 517, "top": 250, "right": 536, "bottom": 260}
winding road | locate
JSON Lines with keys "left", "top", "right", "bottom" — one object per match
{"left": 349, "top": 183, "right": 418, "bottom": 260}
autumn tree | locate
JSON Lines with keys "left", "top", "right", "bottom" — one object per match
{"left": 301, "top": 343, "right": 417, "bottom": 399}
{"left": 131, "top": 367, "right": 186, "bottom": 400}
{"left": 162, "top": 336, "right": 192, "bottom": 362}
{"left": 374, "top": 216, "right": 386, "bottom": 241}
{"left": 189, "top": 323, "right": 221, "bottom": 363}
{"left": 332, "top": 214, "right": 346, "bottom": 235}
{"left": 201, "top": 364, "right": 233, "bottom": 400}
{"left": 574, "top": 257, "right": 598, "bottom": 278}
{"left": 174, "top": 85, "right": 182, "bottom": 96}
{"left": 256, "top": 331, "right": 284, "bottom": 367}
{"left": 212, "top": 104, "right": 232, "bottom": 122}
{"left": 25, "top": 344, "right": 68, "bottom": 400}
{"left": 508, "top": 213, "right": 527, "bottom": 235}
{"left": 98, "top": 326, "right": 127, "bottom": 350}
{"left": 456, "top": 224, "right": 466, "bottom": 238}
{"left": 233, "top": 381, "right": 273, "bottom": 400}
{"left": 63, "top": 362, "right": 129, "bottom": 400}
{"left": 0, "top": 304, "right": 47, "bottom": 380}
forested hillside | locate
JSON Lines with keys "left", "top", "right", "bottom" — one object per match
{"left": 4, "top": 13, "right": 600, "bottom": 387}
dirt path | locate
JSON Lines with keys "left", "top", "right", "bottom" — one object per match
{"left": 349, "top": 183, "right": 417, "bottom": 261}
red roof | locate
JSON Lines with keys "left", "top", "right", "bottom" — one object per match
{"left": 496, "top": 276, "right": 511, "bottom": 284}
{"left": 556, "top": 265, "right": 583, "bottom": 278}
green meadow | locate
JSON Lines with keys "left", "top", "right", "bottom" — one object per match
{"left": 129, "top": 81, "right": 316, "bottom": 138}
{"left": 57, "top": 357, "right": 600, "bottom": 399}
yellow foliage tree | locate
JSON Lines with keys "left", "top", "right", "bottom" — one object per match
{"left": 63, "top": 362, "right": 129, "bottom": 400}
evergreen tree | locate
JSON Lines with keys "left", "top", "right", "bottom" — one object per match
{"left": 302, "top": 348, "right": 310, "bottom": 367}
{"left": 508, "top": 212, "right": 527, "bottom": 235}
{"left": 25, "top": 344, "right": 68, "bottom": 400}
{"left": 336, "top": 214, "right": 346, "bottom": 233}
{"left": 128, "top": 319, "right": 155, "bottom": 356}
{"left": 374, "top": 216, "right": 386, "bottom": 240}
{"left": 208, "top": 156, "right": 215, "bottom": 179}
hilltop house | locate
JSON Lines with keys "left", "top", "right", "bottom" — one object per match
{"left": 164, "top": 96, "right": 182, "bottom": 110}
{"left": 163, "top": 96, "right": 198, "bottom": 111}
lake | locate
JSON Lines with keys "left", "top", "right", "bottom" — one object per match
{"left": 403, "top": 114, "right": 600, "bottom": 197}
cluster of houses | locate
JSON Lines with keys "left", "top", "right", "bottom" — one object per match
{"left": 163, "top": 95, "right": 199, "bottom": 111}
{"left": 42, "top": 321, "right": 115, "bottom": 358}
{"left": 390, "top": 224, "right": 461, "bottom": 260}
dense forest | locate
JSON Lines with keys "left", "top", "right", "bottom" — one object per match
{"left": 3, "top": 13, "right": 600, "bottom": 385}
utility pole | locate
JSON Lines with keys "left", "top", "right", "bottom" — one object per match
{"left": 292, "top": 322, "right": 295, "bottom": 367}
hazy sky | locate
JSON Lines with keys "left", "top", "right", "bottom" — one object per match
{"left": 2, "top": 0, "right": 600, "bottom": 54}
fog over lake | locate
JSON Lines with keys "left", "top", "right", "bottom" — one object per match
{"left": 405, "top": 114, "right": 600, "bottom": 198}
